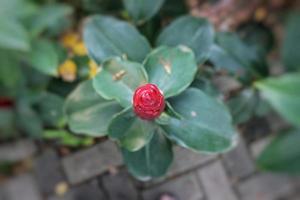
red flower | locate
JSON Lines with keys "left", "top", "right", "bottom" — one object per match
{"left": 133, "top": 84, "right": 165, "bottom": 120}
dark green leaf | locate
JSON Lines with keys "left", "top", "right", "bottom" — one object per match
{"left": 255, "top": 73, "right": 300, "bottom": 127}
{"left": 36, "top": 92, "right": 65, "bottom": 128}
{"left": 159, "top": 88, "right": 237, "bottom": 153}
{"left": 83, "top": 15, "right": 151, "bottom": 64}
{"left": 28, "top": 39, "right": 59, "bottom": 76}
{"left": 0, "top": 51, "right": 22, "bottom": 89}
{"left": 123, "top": 0, "right": 165, "bottom": 24}
{"left": 282, "top": 12, "right": 300, "bottom": 71}
{"left": 122, "top": 129, "right": 173, "bottom": 180}
{"left": 0, "top": 0, "right": 36, "bottom": 19}
{"left": 29, "top": 4, "right": 73, "bottom": 36}
{"left": 156, "top": 15, "right": 214, "bottom": 64}
{"left": 0, "top": 19, "right": 30, "bottom": 51}
{"left": 237, "top": 22, "right": 274, "bottom": 56}
{"left": 64, "top": 80, "right": 122, "bottom": 136}
{"left": 257, "top": 129, "right": 300, "bottom": 174}
{"left": 144, "top": 46, "right": 197, "bottom": 98}
{"left": 16, "top": 100, "right": 43, "bottom": 138}
{"left": 227, "top": 89, "right": 258, "bottom": 124}
{"left": 209, "top": 44, "right": 243, "bottom": 73}
{"left": 213, "top": 32, "right": 268, "bottom": 77}
{"left": 93, "top": 57, "right": 148, "bottom": 107}
{"left": 0, "top": 108, "right": 17, "bottom": 139}
{"left": 108, "top": 108, "right": 155, "bottom": 151}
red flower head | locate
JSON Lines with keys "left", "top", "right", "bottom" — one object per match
{"left": 133, "top": 84, "right": 165, "bottom": 120}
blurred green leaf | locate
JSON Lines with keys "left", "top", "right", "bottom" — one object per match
{"left": 36, "top": 92, "right": 65, "bottom": 128}
{"left": 156, "top": 15, "right": 214, "bottom": 64}
{"left": 227, "top": 89, "right": 258, "bottom": 124}
{"left": 28, "top": 39, "right": 59, "bottom": 76}
{"left": 144, "top": 46, "right": 197, "bottom": 98}
{"left": 257, "top": 129, "right": 300, "bottom": 174}
{"left": 282, "top": 12, "right": 300, "bottom": 71}
{"left": 16, "top": 99, "right": 43, "bottom": 138}
{"left": 93, "top": 57, "right": 148, "bottom": 107}
{"left": 83, "top": 15, "right": 151, "bottom": 64}
{"left": 64, "top": 80, "right": 122, "bottom": 137}
{"left": 0, "top": 108, "right": 17, "bottom": 139}
{"left": 213, "top": 32, "right": 268, "bottom": 77}
{"left": 43, "top": 129, "right": 93, "bottom": 147}
{"left": 108, "top": 108, "right": 155, "bottom": 151}
{"left": 191, "top": 76, "right": 219, "bottom": 98}
{"left": 209, "top": 44, "right": 243, "bottom": 73}
{"left": 29, "top": 4, "right": 73, "bottom": 36}
{"left": 0, "top": 51, "right": 22, "bottom": 90}
{"left": 0, "top": 0, "right": 37, "bottom": 19}
{"left": 238, "top": 22, "right": 274, "bottom": 56}
{"left": 255, "top": 73, "right": 300, "bottom": 127}
{"left": 159, "top": 88, "right": 237, "bottom": 153}
{"left": 0, "top": 19, "right": 30, "bottom": 51}
{"left": 123, "top": 0, "right": 165, "bottom": 24}
{"left": 122, "top": 129, "right": 173, "bottom": 180}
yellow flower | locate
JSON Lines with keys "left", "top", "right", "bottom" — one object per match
{"left": 73, "top": 41, "right": 88, "bottom": 56}
{"left": 88, "top": 60, "right": 99, "bottom": 79}
{"left": 255, "top": 7, "right": 267, "bottom": 22}
{"left": 61, "top": 32, "right": 79, "bottom": 49}
{"left": 58, "top": 60, "right": 77, "bottom": 82}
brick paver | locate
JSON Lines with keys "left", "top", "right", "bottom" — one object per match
{"left": 198, "top": 161, "right": 238, "bottom": 200}
{"left": 34, "top": 149, "right": 65, "bottom": 196}
{"left": 0, "top": 140, "right": 36, "bottom": 162}
{"left": 101, "top": 170, "right": 139, "bottom": 200}
{"left": 1, "top": 133, "right": 299, "bottom": 200}
{"left": 62, "top": 141, "right": 122, "bottom": 185}
{"left": 223, "top": 138, "right": 255, "bottom": 181}
{"left": 0, "top": 174, "right": 42, "bottom": 200}
{"left": 237, "top": 173, "right": 296, "bottom": 200}
{"left": 142, "top": 172, "right": 204, "bottom": 200}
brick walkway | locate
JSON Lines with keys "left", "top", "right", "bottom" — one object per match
{"left": 0, "top": 132, "right": 299, "bottom": 200}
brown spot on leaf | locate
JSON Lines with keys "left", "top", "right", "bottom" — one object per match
{"left": 160, "top": 58, "right": 172, "bottom": 74}
{"left": 113, "top": 70, "right": 126, "bottom": 81}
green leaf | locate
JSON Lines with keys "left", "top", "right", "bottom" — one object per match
{"left": 28, "top": 39, "right": 59, "bottom": 76}
{"left": 43, "top": 129, "right": 93, "bottom": 147}
{"left": 255, "top": 73, "right": 300, "bottom": 127}
{"left": 0, "top": 108, "right": 17, "bottom": 139}
{"left": 282, "top": 12, "right": 300, "bottom": 71}
{"left": 144, "top": 46, "right": 197, "bottom": 98}
{"left": 0, "top": 51, "right": 22, "bottom": 89}
{"left": 93, "top": 57, "right": 148, "bottom": 107}
{"left": 83, "top": 15, "right": 151, "bottom": 64}
{"left": 159, "top": 88, "right": 237, "bottom": 153}
{"left": 29, "top": 4, "right": 73, "bottom": 36}
{"left": 122, "top": 129, "right": 173, "bottom": 180}
{"left": 0, "top": 0, "right": 37, "bottom": 19}
{"left": 257, "top": 129, "right": 300, "bottom": 174}
{"left": 209, "top": 44, "right": 243, "bottom": 73}
{"left": 0, "top": 19, "right": 30, "bottom": 51}
{"left": 108, "top": 108, "right": 155, "bottom": 151}
{"left": 214, "top": 32, "right": 268, "bottom": 77}
{"left": 36, "top": 92, "right": 65, "bottom": 128}
{"left": 237, "top": 22, "right": 274, "bottom": 56}
{"left": 227, "top": 89, "right": 258, "bottom": 124}
{"left": 156, "top": 15, "right": 214, "bottom": 64}
{"left": 16, "top": 100, "right": 43, "bottom": 138}
{"left": 64, "top": 80, "right": 122, "bottom": 137}
{"left": 123, "top": 0, "right": 165, "bottom": 24}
